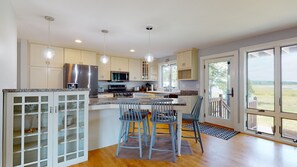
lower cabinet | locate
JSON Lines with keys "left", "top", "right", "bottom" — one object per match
{"left": 178, "top": 95, "right": 198, "bottom": 114}
{"left": 3, "top": 90, "right": 89, "bottom": 167}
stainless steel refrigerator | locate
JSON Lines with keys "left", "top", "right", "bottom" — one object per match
{"left": 63, "top": 63, "right": 98, "bottom": 97}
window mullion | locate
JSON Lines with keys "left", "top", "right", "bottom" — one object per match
{"left": 275, "top": 46, "right": 281, "bottom": 138}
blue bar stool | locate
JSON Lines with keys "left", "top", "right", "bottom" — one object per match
{"left": 116, "top": 99, "right": 148, "bottom": 158}
{"left": 148, "top": 99, "right": 176, "bottom": 162}
{"left": 182, "top": 96, "right": 204, "bottom": 152}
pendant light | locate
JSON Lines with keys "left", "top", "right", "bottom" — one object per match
{"left": 43, "top": 16, "right": 55, "bottom": 60}
{"left": 145, "top": 26, "right": 154, "bottom": 63}
{"left": 100, "top": 29, "right": 109, "bottom": 64}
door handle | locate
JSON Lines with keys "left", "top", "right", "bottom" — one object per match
{"left": 227, "top": 88, "right": 234, "bottom": 97}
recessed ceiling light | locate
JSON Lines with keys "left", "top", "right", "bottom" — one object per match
{"left": 130, "top": 49, "right": 135, "bottom": 53}
{"left": 75, "top": 39, "right": 82, "bottom": 43}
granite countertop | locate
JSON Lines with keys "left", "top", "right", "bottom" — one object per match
{"left": 3, "top": 88, "right": 89, "bottom": 93}
{"left": 89, "top": 97, "right": 186, "bottom": 106}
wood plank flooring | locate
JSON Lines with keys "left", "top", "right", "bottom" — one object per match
{"left": 71, "top": 129, "right": 297, "bottom": 167}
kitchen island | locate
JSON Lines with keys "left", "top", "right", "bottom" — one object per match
{"left": 88, "top": 97, "right": 187, "bottom": 156}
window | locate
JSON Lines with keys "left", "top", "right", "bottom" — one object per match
{"left": 160, "top": 62, "right": 177, "bottom": 88}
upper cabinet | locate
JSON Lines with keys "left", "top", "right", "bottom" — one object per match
{"left": 129, "top": 58, "right": 142, "bottom": 81}
{"left": 176, "top": 48, "right": 198, "bottom": 80}
{"left": 98, "top": 55, "right": 111, "bottom": 80}
{"left": 110, "top": 56, "right": 129, "bottom": 72}
{"left": 142, "top": 61, "right": 158, "bottom": 81}
{"left": 64, "top": 48, "right": 97, "bottom": 66}
{"left": 30, "top": 43, "right": 64, "bottom": 68}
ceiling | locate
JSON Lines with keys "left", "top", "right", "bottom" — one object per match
{"left": 10, "top": 0, "right": 297, "bottom": 59}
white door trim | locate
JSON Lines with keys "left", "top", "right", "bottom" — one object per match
{"left": 199, "top": 51, "right": 239, "bottom": 130}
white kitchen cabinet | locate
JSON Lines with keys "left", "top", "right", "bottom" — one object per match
{"left": 98, "top": 55, "right": 111, "bottom": 80}
{"left": 128, "top": 58, "right": 141, "bottom": 81}
{"left": 176, "top": 48, "right": 198, "bottom": 80}
{"left": 30, "top": 67, "right": 63, "bottom": 89}
{"left": 141, "top": 61, "right": 158, "bottom": 81}
{"left": 64, "top": 48, "right": 97, "bottom": 66}
{"left": 178, "top": 95, "right": 198, "bottom": 114}
{"left": 110, "top": 57, "right": 129, "bottom": 72}
{"left": 3, "top": 90, "right": 89, "bottom": 167}
{"left": 30, "top": 43, "right": 64, "bottom": 68}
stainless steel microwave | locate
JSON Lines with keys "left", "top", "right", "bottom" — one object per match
{"left": 110, "top": 71, "right": 129, "bottom": 82}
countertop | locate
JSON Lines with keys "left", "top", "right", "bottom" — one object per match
{"left": 2, "top": 88, "right": 89, "bottom": 93}
{"left": 89, "top": 97, "right": 186, "bottom": 106}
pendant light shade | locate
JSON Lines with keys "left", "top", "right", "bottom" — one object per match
{"left": 43, "top": 16, "right": 55, "bottom": 60}
{"left": 100, "top": 29, "right": 109, "bottom": 64}
{"left": 145, "top": 26, "right": 154, "bottom": 63}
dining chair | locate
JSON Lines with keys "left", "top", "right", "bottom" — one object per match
{"left": 148, "top": 98, "right": 176, "bottom": 162}
{"left": 116, "top": 99, "right": 148, "bottom": 158}
{"left": 182, "top": 96, "right": 204, "bottom": 153}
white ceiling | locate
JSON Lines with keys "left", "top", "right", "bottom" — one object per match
{"left": 10, "top": 0, "right": 297, "bottom": 59}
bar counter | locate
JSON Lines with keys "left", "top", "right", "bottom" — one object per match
{"left": 88, "top": 97, "right": 187, "bottom": 156}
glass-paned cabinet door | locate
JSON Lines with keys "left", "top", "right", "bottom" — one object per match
{"left": 8, "top": 93, "right": 51, "bottom": 167}
{"left": 56, "top": 93, "right": 87, "bottom": 165}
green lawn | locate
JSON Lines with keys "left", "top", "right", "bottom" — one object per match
{"left": 249, "top": 85, "right": 297, "bottom": 135}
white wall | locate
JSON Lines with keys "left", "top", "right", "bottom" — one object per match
{"left": 0, "top": 0, "right": 17, "bottom": 166}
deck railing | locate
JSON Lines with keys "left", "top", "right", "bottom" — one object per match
{"left": 209, "top": 95, "right": 230, "bottom": 119}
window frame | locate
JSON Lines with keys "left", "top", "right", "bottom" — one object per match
{"left": 158, "top": 60, "right": 177, "bottom": 89}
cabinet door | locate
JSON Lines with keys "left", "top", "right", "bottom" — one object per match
{"left": 129, "top": 58, "right": 141, "bottom": 81}
{"left": 149, "top": 61, "right": 158, "bottom": 81}
{"left": 30, "top": 43, "right": 64, "bottom": 68}
{"left": 48, "top": 68, "right": 63, "bottom": 89}
{"left": 64, "top": 48, "right": 81, "bottom": 64}
{"left": 177, "top": 51, "right": 192, "bottom": 70}
{"left": 30, "top": 67, "right": 63, "bottom": 89}
{"left": 98, "top": 55, "right": 111, "bottom": 80}
{"left": 81, "top": 51, "right": 97, "bottom": 65}
{"left": 54, "top": 92, "right": 88, "bottom": 166}
{"left": 30, "top": 67, "right": 47, "bottom": 88}
{"left": 110, "top": 57, "right": 129, "bottom": 72}
{"left": 4, "top": 92, "right": 53, "bottom": 167}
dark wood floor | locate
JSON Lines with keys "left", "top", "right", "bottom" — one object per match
{"left": 71, "top": 129, "right": 297, "bottom": 167}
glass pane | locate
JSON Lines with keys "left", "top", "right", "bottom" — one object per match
{"left": 67, "top": 102, "right": 77, "bottom": 110}
{"left": 281, "top": 45, "right": 297, "bottom": 113}
{"left": 247, "top": 114, "right": 274, "bottom": 134}
{"left": 40, "top": 147, "right": 48, "bottom": 160}
{"left": 40, "top": 161, "right": 47, "bottom": 167}
{"left": 59, "top": 95, "right": 65, "bottom": 101}
{"left": 14, "top": 105, "right": 22, "bottom": 115}
{"left": 13, "top": 138, "right": 21, "bottom": 153}
{"left": 79, "top": 95, "right": 85, "bottom": 100}
{"left": 67, "top": 95, "right": 77, "bottom": 101}
{"left": 58, "top": 156, "right": 64, "bottom": 163}
{"left": 282, "top": 119, "right": 297, "bottom": 139}
{"left": 79, "top": 101, "right": 84, "bottom": 109}
{"left": 79, "top": 151, "right": 84, "bottom": 157}
{"left": 41, "top": 96, "right": 48, "bottom": 102}
{"left": 25, "top": 115, "right": 38, "bottom": 133}
{"left": 14, "top": 116, "right": 22, "bottom": 137}
{"left": 25, "top": 163, "right": 38, "bottom": 167}
{"left": 13, "top": 152, "right": 21, "bottom": 166}
{"left": 66, "top": 153, "right": 77, "bottom": 161}
{"left": 25, "top": 104, "right": 38, "bottom": 114}
{"left": 59, "top": 102, "right": 65, "bottom": 111}
{"left": 58, "top": 143, "right": 65, "bottom": 156}
{"left": 41, "top": 104, "right": 48, "bottom": 113}
{"left": 25, "top": 96, "right": 39, "bottom": 103}
{"left": 41, "top": 113, "right": 48, "bottom": 130}
{"left": 14, "top": 97, "right": 22, "bottom": 103}
{"left": 67, "top": 142, "right": 77, "bottom": 154}
{"left": 162, "top": 65, "right": 170, "bottom": 87}
{"left": 247, "top": 49, "right": 275, "bottom": 111}
{"left": 24, "top": 149, "right": 38, "bottom": 164}
{"left": 208, "top": 60, "right": 231, "bottom": 120}
{"left": 171, "top": 64, "right": 177, "bottom": 88}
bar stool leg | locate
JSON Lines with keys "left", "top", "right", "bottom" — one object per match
{"left": 195, "top": 121, "right": 204, "bottom": 153}
{"left": 138, "top": 122, "right": 142, "bottom": 158}
{"left": 170, "top": 124, "right": 176, "bottom": 162}
{"left": 116, "top": 121, "right": 124, "bottom": 156}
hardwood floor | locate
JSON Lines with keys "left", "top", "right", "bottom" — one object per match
{"left": 71, "top": 129, "right": 297, "bottom": 167}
